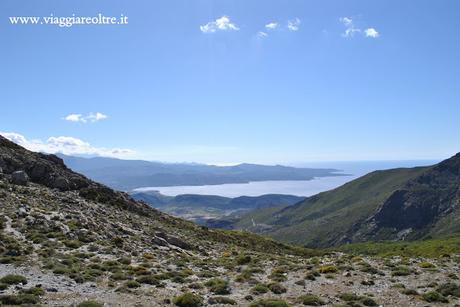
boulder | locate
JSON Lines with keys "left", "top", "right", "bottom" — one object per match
{"left": 53, "top": 176, "right": 70, "bottom": 190}
{"left": 155, "top": 232, "right": 193, "bottom": 250}
{"left": 12, "top": 170, "right": 29, "bottom": 186}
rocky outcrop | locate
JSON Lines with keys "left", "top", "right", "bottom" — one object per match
{"left": 0, "top": 135, "right": 157, "bottom": 217}
{"left": 0, "top": 136, "right": 89, "bottom": 191}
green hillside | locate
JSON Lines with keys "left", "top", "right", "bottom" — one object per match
{"left": 234, "top": 167, "right": 428, "bottom": 247}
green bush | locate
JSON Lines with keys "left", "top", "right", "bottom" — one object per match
{"left": 126, "top": 280, "right": 141, "bottom": 288}
{"left": 436, "top": 282, "right": 460, "bottom": 297}
{"left": 269, "top": 267, "right": 288, "bottom": 282}
{"left": 422, "top": 291, "right": 448, "bottom": 303}
{"left": 236, "top": 254, "right": 252, "bottom": 265}
{"left": 252, "top": 283, "right": 269, "bottom": 294}
{"left": 391, "top": 266, "right": 411, "bottom": 276}
{"left": 401, "top": 289, "right": 418, "bottom": 295}
{"left": 20, "top": 287, "right": 45, "bottom": 296}
{"left": 205, "top": 278, "right": 231, "bottom": 295}
{"left": 0, "top": 274, "right": 27, "bottom": 285}
{"left": 338, "top": 293, "right": 359, "bottom": 302}
{"left": 76, "top": 300, "right": 104, "bottom": 307}
{"left": 208, "top": 296, "right": 237, "bottom": 305}
{"left": 318, "top": 265, "right": 337, "bottom": 274}
{"left": 63, "top": 239, "right": 82, "bottom": 249}
{"left": 0, "top": 294, "right": 39, "bottom": 305}
{"left": 418, "top": 261, "right": 435, "bottom": 268}
{"left": 268, "top": 282, "right": 287, "bottom": 294}
{"left": 249, "top": 298, "right": 290, "bottom": 307}
{"left": 136, "top": 274, "right": 160, "bottom": 285}
{"left": 173, "top": 292, "right": 203, "bottom": 307}
{"left": 360, "top": 297, "right": 378, "bottom": 306}
{"left": 298, "top": 294, "right": 325, "bottom": 305}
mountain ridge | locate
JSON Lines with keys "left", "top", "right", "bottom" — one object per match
{"left": 57, "top": 153, "right": 343, "bottom": 190}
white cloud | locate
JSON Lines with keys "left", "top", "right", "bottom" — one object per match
{"left": 339, "top": 17, "right": 361, "bottom": 37}
{"left": 200, "top": 16, "right": 239, "bottom": 33}
{"left": 364, "top": 28, "right": 379, "bottom": 38}
{"left": 265, "top": 22, "right": 278, "bottom": 30}
{"left": 64, "top": 114, "right": 83, "bottom": 122}
{"left": 0, "top": 131, "right": 135, "bottom": 158}
{"left": 340, "top": 17, "right": 379, "bottom": 39}
{"left": 287, "top": 18, "right": 301, "bottom": 31}
{"left": 87, "top": 112, "right": 108, "bottom": 122}
{"left": 63, "top": 112, "right": 108, "bottom": 123}
{"left": 257, "top": 31, "right": 268, "bottom": 38}
{"left": 340, "top": 17, "right": 353, "bottom": 27}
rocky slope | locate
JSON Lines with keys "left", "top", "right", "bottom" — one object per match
{"left": 361, "top": 152, "right": 460, "bottom": 240}
{"left": 1, "top": 135, "right": 460, "bottom": 306}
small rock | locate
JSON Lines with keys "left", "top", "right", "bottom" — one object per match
{"left": 46, "top": 288, "right": 58, "bottom": 292}
{"left": 18, "top": 206, "right": 28, "bottom": 217}
{"left": 343, "top": 271, "right": 352, "bottom": 277}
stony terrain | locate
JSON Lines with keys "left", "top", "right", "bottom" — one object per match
{"left": 1, "top": 136, "right": 460, "bottom": 306}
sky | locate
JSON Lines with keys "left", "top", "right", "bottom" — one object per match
{"left": 1, "top": 0, "right": 460, "bottom": 165}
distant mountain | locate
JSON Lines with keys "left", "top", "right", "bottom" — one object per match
{"left": 229, "top": 153, "right": 460, "bottom": 247}
{"left": 130, "top": 190, "right": 304, "bottom": 224}
{"left": 58, "top": 154, "right": 342, "bottom": 190}
{"left": 131, "top": 191, "right": 304, "bottom": 210}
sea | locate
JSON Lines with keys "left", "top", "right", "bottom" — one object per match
{"left": 132, "top": 160, "right": 438, "bottom": 198}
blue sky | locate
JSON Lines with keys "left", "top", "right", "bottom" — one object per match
{"left": 1, "top": 0, "right": 460, "bottom": 164}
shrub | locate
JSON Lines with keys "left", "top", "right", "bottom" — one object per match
{"left": 76, "top": 301, "right": 104, "bottom": 307}
{"left": 318, "top": 265, "right": 337, "bottom": 274}
{"left": 126, "top": 280, "right": 141, "bottom": 288}
{"left": 188, "top": 282, "right": 203, "bottom": 289}
{"left": 268, "top": 282, "right": 287, "bottom": 294}
{"left": 0, "top": 274, "right": 27, "bottom": 285}
{"left": 360, "top": 297, "right": 378, "bottom": 306}
{"left": 0, "top": 294, "right": 39, "bottom": 305}
{"left": 391, "top": 266, "right": 411, "bottom": 276}
{"left": 136, "top": 274, "right": 160, "bottom": 285}
{"left": 248, "top": 298, "right": 290, "bottom": 307}
{"left": 20, "top": 287, "right": 45, "bottom": 296}
{"left": 208, "top": 296, "right": 237, "bottom": 305}
{"left": 401, "top": 289, "right": 418, "bottom": 295}
{"left": 269, "top": 267, "right": 288, "bottom": 282}
{"left": 63, "top": 240, "right": 81, "bottom": 249}
{"left": 436, "top": 282, "right": 460, "bottom": 297}
{"left": 298, "top": 294, "right": 325, "bottom": 305}
{"left": 422, "top": 291, "right": 448, "bottom": 303}
{"left": 236, "top": 254, "right": 252, "bottom": 265}
{"left": 338, "top": 293, "right": 359, "bottom": 302}
{"left": 418, "top": 261, "right": 435, "bottom": 268}
{"left": 205, "top": 278, "right": 231, "bottom": 295}
{"left": 173, "top": 292, "right": 203, "bottom": 307}
{"left": 252, "top": 283, "right": 269, "bottom": 295}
